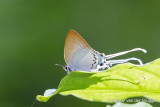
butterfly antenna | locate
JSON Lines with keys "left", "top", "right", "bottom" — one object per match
{"left": 55, "top": 58, "right": 65, "bottom": 67}
{"left": 55, "top": 64, "right": 64, "bottom": 67}
{"left": 55, "top": 64, "right": 66, "bottom": 70}
{"left": 104, "top": 48, "right": 147, "bottom": 59}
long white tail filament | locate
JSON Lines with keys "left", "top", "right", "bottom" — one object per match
{"left": 105, "top": 48, "right": 147, "bottom": 59}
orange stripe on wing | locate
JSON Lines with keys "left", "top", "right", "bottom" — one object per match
{"left": 64, "top": 30, "right": 93, "bottom": 64}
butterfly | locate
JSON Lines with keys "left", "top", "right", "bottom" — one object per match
{"left": 63, "top": 30, "right": 147, "bottom": 74}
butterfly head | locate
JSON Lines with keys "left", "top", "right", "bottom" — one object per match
{"left": 63, "top": 65, "right": 72, "bottom": 74}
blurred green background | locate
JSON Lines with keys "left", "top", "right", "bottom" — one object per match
{"left": 0, "top": 0, "right": 160, "bottom": 107}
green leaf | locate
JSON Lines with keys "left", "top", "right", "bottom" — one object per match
{"left": 37, "top": 59, "right": 160, "bottom": 103}
{"left": 106, "top": 102, "right": 153, "bottom": 107}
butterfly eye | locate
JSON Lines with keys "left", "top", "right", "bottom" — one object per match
{"left": 65, "top": 66, "right": 68, "bottom": 70}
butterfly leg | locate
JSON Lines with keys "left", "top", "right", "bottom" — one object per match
{"left": 90, "top": 64, "right": 110, "bottom": 72}
{"left": 99, "top": 64, "right": 111, "bottom": 70}
{"left": 105, "top": 57, "right": 143, "bottom": 67}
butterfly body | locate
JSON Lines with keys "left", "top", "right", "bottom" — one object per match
{"left": 63, "top": 30, "right": 147, "bottom": 74}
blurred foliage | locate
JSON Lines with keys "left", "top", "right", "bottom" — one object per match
{"left": 0, "top": 0, "right": 160, "bottom": 107}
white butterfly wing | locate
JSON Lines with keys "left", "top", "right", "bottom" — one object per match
{"left": 64, "top": 30, "right": 99, "bottom": 71}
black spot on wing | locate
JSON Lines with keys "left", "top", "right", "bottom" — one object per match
{"left": 91, "top": 54, "right": 97, "bottom": 69}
